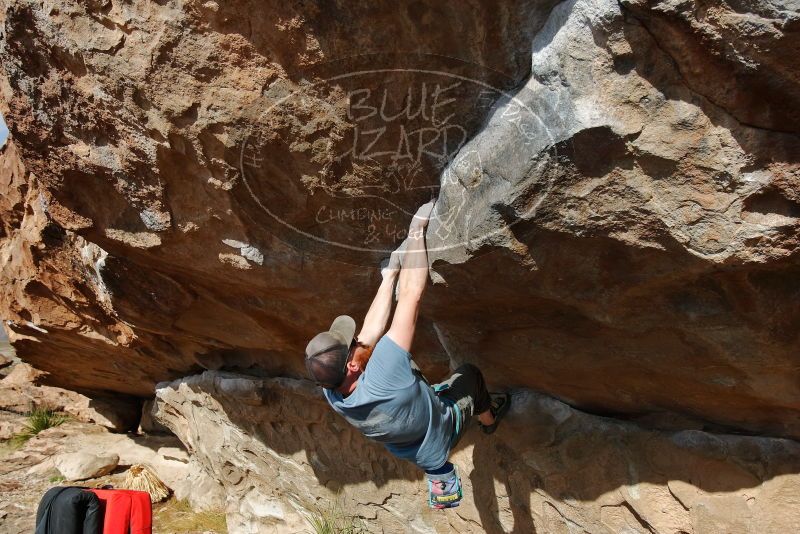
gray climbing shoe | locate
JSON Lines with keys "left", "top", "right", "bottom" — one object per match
{"left": 480, "top": 392, "right": 511, "bottom": 435}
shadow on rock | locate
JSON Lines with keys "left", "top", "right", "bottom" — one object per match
{"left": 153, "top": 374, "right": 800, "bottom": 533}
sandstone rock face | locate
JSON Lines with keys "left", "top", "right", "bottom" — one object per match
{"left": 425, "top": 0, "right": 800, "bottom": 440}
{"left": 1, "top": 0, "right": 800, "bottom": 531}
{"left": 154, "top": 371, "right": 800, "bottom": 533}
{"left": 1, "top": 0, "right": 798, "bottom": 443}
{"left": 0, "top": 0, "right": 555, "bottom": 398}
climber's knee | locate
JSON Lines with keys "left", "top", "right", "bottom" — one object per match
{"left": 454, "top": 363, "right": 480, "bottom": 378}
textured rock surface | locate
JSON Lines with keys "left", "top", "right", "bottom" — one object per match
{"left": 54, "top": 450, "right": 120, "bottom": 480}
{"left": 1, "top": 0, "right": 798, "bottom": 442}
{"left": 0, "top": 409, "right": 26, "bottom": 439}
{"left": 1, "top": 0, "right": 800, "bottom": 531}
{"left": 0, "top": 326, "right": 15, "bottom": 376}
{"left": 424, "top": 0, "right": 800, "bottom": 440}
{"left": 0, "top": 0, "right": 554, "bottom": 398}
{"left": 154, "top": 371, "right": 800, "bottom": 533}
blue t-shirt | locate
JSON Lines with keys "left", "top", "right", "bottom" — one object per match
{"left": 323, "top": 335, "right": 454, "bottom": 471}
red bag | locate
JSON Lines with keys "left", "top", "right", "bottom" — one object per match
{"left": 119, "top": 490, "right": 152, "bottom": 534}
{"left": 88, "top": 489, "right": 152, "bottom": 534}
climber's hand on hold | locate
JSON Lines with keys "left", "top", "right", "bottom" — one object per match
{"left": 408, "top": 199, "right": 436, "bottom": 239}
{"left": 400, "top": 200, "right": 434, "bottom": 270}
{"left": 380, "top": 241, "right": 405, "bottom": 281}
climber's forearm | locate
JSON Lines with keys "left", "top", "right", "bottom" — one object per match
{"left": 396, "top": 226, "right": 428, "bottom": 300}
{"left": 385, "top": 200, "right": 434, "bottom": 352}
{"left": 357, "top": 274, "right": 397, "bottom": 347}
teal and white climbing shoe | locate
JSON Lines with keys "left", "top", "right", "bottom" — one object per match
{"left": 427, "top": 464, "right": 463, "bottom": 509}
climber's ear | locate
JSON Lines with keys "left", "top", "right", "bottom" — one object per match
{"left": 350, "top": 342, "right": 374, "bottom": 372}
{"left": 346, "top": 358, "right": 361, "bottom": 373}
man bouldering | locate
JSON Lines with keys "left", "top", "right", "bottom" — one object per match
{"left": 304, "top": 199, "right": 511, "bottom": 509}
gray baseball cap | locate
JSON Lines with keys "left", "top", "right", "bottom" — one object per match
{"left": 304, "top": 315, "right": 357, "bottom": 389}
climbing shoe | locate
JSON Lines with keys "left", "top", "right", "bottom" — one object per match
{"left": 427, "top": 463, "right": 463, "bottom": 509}
{"left": 480, "top": 392, "right": 511, "bottom": 435}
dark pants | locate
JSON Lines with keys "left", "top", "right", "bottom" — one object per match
{"left": 433, "top": 363, "right": 491, "bottom": 448}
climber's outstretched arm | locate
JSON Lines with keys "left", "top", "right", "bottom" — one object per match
{"left": 357, "top": 252, "right": 401, "bottom": 347}
{"left": 386, "top": 200, "right": 435, "bottom": 351}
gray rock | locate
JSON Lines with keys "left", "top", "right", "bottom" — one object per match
{"left": 155, "top": 371, "right": 800, "bottom": 534}
{"left": 54, "top": 452, "right": 119, "bottom": 481}
{"left": 138, "top": 398, "right": 171, "bottom": 434}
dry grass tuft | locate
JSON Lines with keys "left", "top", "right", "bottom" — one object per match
{"left": 122, "top": 464, "right": 171, "bottom": 503}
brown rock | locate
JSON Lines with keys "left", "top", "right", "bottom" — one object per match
{"left": 0, "top": 411, "right": 27, "bottom": 440}
{"left": 0, "top": 1, "right": 799, "bottom": 531}
{"left": 2, "top": 363, "right": 44, "bottom": 386}
{"left": 0, "top": 354, "right": 12, "bottom": 374}
{"left": 0, "top": 0, "right": 798, "bottom": 444}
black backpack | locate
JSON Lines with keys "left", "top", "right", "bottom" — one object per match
{"left": 35, "top": 486, "right": 101, "bottom": 534}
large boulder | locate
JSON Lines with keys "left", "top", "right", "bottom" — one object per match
{"left": 424, "top": 0, "right": 800, "bottom": 440}
{"left": 1, "top": 1, "right": 800, "bottom": 531}
{"left": 0, "top": 0, "right": 798, "bottom": 442}
{"left": 154, "top": 370, "right": 800, "bottom": 533}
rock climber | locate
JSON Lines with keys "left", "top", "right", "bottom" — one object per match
{"left": 304, "top": 199, "right": 511, "bottom": 509}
